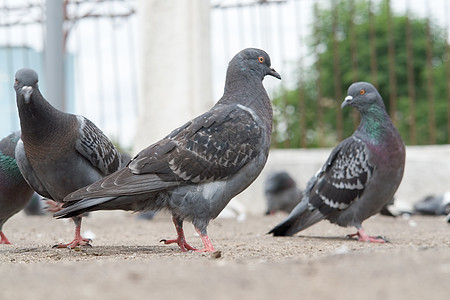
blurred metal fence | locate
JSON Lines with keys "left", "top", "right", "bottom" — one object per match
{"left": 0, "top": 0, "right": 138, "bottom": 149}
{"left": 1, "top": 0, "right": 450, "bottom": 149}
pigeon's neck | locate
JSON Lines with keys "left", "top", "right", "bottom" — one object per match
{"left": 223, "top": 70, "right": 272, "bottom": 116}
{"left": 357, "top": 104, "right": 395, "bottom": 144}
{"left": 0, "top": 151, "right": 22, "bottom": 180}
{"left": 17, "top": 89, "right": 73, "bottom": 142}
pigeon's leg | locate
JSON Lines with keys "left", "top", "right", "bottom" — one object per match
{"left": 160, "top": 216, "right": 197, "bottom": 252}
{"left": 193, "top": 227, "right": 216, "bottom": 252}
{"left": 54, "top": 216, "right": 92, "bottom": 249}
{"left": 43, "top": 199, "right": 63, "bottom": 213}
{"left": 347, "top": 228, "right": 387, "bottom": 243}
{"left": 0, "top": 232, "right": 12, "bottom": 244}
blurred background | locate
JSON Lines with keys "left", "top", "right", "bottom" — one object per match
{"left": 1, "top": 0, "right": 449, "bottom": 213}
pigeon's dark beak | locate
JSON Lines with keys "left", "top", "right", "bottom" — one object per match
{"left": 341, "top": 95, "right": 353, "bottom": 109}
{"left": 268, "top": 68, "right": 281, "bottom": 80}
{"left": 21, "top": 86, "right": 33, "bottom": 104}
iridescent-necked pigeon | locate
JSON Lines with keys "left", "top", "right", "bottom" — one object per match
{"left": 269, "top": 82, "right": 405, "bottom": 243}
{"left": 0, "top": 131, "right": 35, "bottom": 244}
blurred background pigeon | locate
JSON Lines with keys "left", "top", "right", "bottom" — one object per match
{"left": 0, "top": 131, "right": 35, "bottom": 244}
{"left": 413, "top": 192, "right": 450, "bottom": 216}
{"left": 269, "top": 82, "right": 405, "bottom": 243}
{"left": 55, "top": 48, "right": 280, "bottom": 252}
{"left": 14, "top": 68, "right": 121, "bottom": 248}
{"left": 23, "top": 193, "right": 46, "bottom": 216}
{"left": 264, "top": 171, "right": 301, "bottom": 215}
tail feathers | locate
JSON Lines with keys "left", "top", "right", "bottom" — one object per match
{"left": 54, "top": 196, "right": 116, "bottom": 219}
{"left": 268, "top": 201, "right": 326, "bottom": 236}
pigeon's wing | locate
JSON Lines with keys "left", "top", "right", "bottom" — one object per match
{"left": 15, "top": 139, "right": 52, "bottom": 199}
{"left": 308, "top": 136, "right": 374, "bottom": 215}
{"left": 75, "top": 116, "right": 121, "bottom": 175}
{"left": 65, "top": 103, "right": 264, "bottom": 201}
{"left": 133, "top": 103, "right": 264, "bottom": 181}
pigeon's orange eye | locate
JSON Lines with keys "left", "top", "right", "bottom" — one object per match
{"left": 258, "top": 56, "right": 264, "bottom": 63}
{"left": 14, "top": 79, "right": 18, "bottom": 84}
{"left": 360, "top": 89, "right": 365, "bottom": 95}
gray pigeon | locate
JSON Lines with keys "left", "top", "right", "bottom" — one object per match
{"left": 14, "top": 68, "right": 121, "bottom": 248}
{"left": 413, "top": 193, "right": 450, "bottom": 216}
{"left": 0, "top": 131, "right": 35, "bottom": 244}
{"left": 23, "top": 193, "right": 46, "bottom": 216}
{"left": 55, "top": 48, "right": 281, "bottom": 252}
{"left": 269, "top": 82, "right": 405, "bottom": 243}
{"left": 264, "top": 171, "right": 302, "bottom": 215}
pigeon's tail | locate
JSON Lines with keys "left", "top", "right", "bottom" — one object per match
{"left": 54, "top": 196, "right": 118, "bottom": 219}
{"left": 268, "top": 199, "right": 325, "bottom": 236}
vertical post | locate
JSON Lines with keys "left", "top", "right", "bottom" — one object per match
{"left": 44, "top": 0, "right": 65, "bottom": 111}
{"left": 349, "top": 0, "right": 359, "bottom": 129}
{"left": 405, "top": 1, "right": 416, "bottom": 145}
{"left": 332, "top": 1, "right": 343, "bottom": 142}
{"left": 368, "top": 0, "right": 378, "bottom": 87}
{"left": 135, "top": 0, "right": 212, "bottom": 152}
{"left": 386, "top": 0, "right": 397, "bottom": 124}
{"left": 445, "top": 1, "right": 450, "bottom": 144}
{"left": 313, "top": 2, "right": 324, "bottom": 147}
{"left": 425, "top": 7, "right": 436, "bottom": 144}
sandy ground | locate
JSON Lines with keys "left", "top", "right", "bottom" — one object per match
{"left": 0, "top": 211, "right": 449, "bottom": 300}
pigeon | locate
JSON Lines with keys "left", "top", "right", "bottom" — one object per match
{"left": 413, "top": 193, "right": 450, "bottom": 216}
{"left": 0, "top": 131, "right": 35, "bottom": 244}
{"left": 23, "top": 193, "right": 46, "bottom": 216}
{"left": 269, "top": 82, "right": 405, "bottom": 243}
{"left": 13, "top": 68, "right": 121, "bottom": 248}
{"left": 264, "top": 171, "right": 302, "bottom": 215}
{"left": 55, "top": 48, "right": 281, "bottom": 252}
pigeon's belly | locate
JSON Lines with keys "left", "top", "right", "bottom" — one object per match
{"left": 333, "top": 167, "right": 403, "bottom": 227}
{"left": 166, "top": 149, "right": 269, "bottom": 230}
{"left": 31, "top": 156, "right": 103, "bottom": 201}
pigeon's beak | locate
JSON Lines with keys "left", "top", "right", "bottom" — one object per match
{"left": 21, "top": 86, "right": 33, "bottom": 104}
{"left": 341, "top": 95, "right": 353, "bottom": 109}
{"left": 268, "top": 67, "right": 281, "bottom": 80}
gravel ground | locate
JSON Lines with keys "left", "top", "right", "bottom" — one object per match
{"left": 0, "top": 211, "right": 449, "bottom": 300}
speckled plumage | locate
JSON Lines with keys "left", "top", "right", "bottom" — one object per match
{"left": 13, "top": 68, "right": 121, "bottom": 248}
{"left": 55, "top": 48, "right": 281, "bottom": 252}
{"left": 0, "top": 131, "right": 34, "bottom": 244}
{"left": 269, "top": 82, "right": 405, "bottom": 242}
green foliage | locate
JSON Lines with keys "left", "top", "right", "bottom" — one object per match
{"left": 272, "top": 0, "right": 449, "bottom": 148}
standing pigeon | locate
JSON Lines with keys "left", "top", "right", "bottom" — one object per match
{"left": 55, "top": 48, "right": 281, "bottom": 252}
{"left": 269, "top": 82, "right": 405, "bottom": 243}
{"left": 264, "top": 171, "right": 302, "bottom": 215}
{"left": 14, "top": 68, "right": 121, "bottom": 248}
{"left": 0, "top": 131, "right": 35, "bottom": 244}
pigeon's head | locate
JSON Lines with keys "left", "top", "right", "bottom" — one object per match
{"left": 14, "top": 68, "right": 39, "bottom": 104}
{"left": 341, "top": 82, "right": 386, "bottom": 111}
{"left": 230, "top": 48, "right": 281, "bottom": 81}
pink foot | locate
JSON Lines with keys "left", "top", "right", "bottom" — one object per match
{"left": 0, "top": 232, "right": 12, "bottom": 244}
{"left": 54, "top": 236, "right": 92, "bottom": 249}
{"left": 160, "top": 238, "right": 196, "bottom": 252}
{"left": 161, "top": 216, "right": 197, "bottom": 252}
{"left": 54, "top": 216, "right": 91, "bottom": 249}
{"left": 194, "top": 227, "right": 216, "bottom": 252}
{"left": 347, "top": 228, "right": 387, "bottom": 243}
